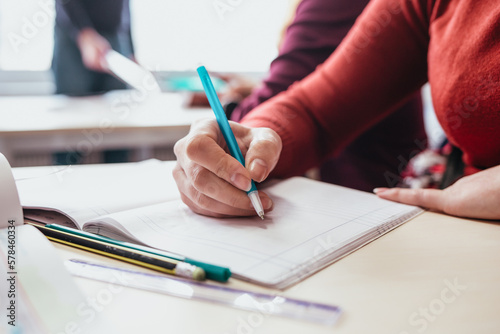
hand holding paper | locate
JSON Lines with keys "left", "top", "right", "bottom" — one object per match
{"left": 104, "top": 50, "right": 161, "bottom": 93}
{"left": 77, "top": 28, "right": 112, "bottom": 72}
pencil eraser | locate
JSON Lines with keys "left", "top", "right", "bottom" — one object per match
{"left": 193, "top": 267, "right": 206, "bottom": 281}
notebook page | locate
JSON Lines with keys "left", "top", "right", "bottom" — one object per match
{"left": 14, "top": 160, "right": 179, "bottom": 229}
{"left": 83, "top": 177, "right": 422, "bottom": 288}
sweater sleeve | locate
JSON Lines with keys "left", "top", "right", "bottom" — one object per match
{"left": 241, "top": 0, "right": 430, "bottom": 178}
{"left": 56, "top": 0, "right": 94, "bottom": 40}
{"left": 231, "top": 0, "right": 370, "bottom": 121}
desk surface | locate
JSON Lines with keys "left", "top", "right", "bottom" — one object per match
{"left": 52, "top": 211, "right": 500, "bottom": 334}
{"left": 0, "top": 92, "right": 212, "bottom": 162}
{"left": 0, "top": 92, "right": 211, "bottom": 133}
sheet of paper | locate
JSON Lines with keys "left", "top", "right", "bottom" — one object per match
{"left": 105, "top": 50, "right": 161, "bottom": 93}
{"left": 0, "top": 225, "right": 113, "bottom": 333}
{"left": 84, "top": 177, "right": 422, "bottom": 288}
{"left": 14, "top": 160, "right": 179, "bottom": 229}
{"left": 0, "top": 153, "right": 23, "bottom": 229}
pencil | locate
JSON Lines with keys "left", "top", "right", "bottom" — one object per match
{"left": 30, "top": 223, "right": 206, "bottom": 281}
{"left": 46, "top": 223, "right": 231, "bottom": 282}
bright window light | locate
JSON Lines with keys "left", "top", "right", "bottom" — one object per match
{"left": 0, "top": 0, "right": 289, "bottom": 72}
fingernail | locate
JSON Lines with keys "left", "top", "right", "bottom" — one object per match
{"left": 261, "top": 197, "right": 273, "bottom": 210}
{"left": 373, "top": 187, "right": 388, "bottom": 194}
{"left": 249, "top": 159, "right": 267, "bottom": 182}
{"left": 231, "top": 173, "right": 251, "bottom": 191}
{"left": 254, "top": 197, "right": 273, "bottom": 210}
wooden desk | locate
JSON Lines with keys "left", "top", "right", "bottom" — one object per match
{"left": 52, "top": 211, "right": 500, "bottom": 333}
{"left": 0, "top": 92, "right": 211, "bottom": 165}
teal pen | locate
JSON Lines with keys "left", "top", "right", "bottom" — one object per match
{"left": 45, "top": 224, "right": 231, "bottom": 282}
{"left": 196, "top": 66, "right": 265, "bottom": 219}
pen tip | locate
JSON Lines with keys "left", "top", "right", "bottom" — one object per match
{"left": 258, "top": 212, "right": 265, "bottom": 220}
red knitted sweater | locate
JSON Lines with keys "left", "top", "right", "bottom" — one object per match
{"left": 242, "top": 0, "right": 500, "bottom": 178}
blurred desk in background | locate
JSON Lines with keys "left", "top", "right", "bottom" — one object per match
{"left": 0, "top": 91, "right": 211, "bottom": 166}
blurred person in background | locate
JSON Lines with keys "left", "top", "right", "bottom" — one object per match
{"left": 52, "top": 0, "right": 133, "bottom": 164}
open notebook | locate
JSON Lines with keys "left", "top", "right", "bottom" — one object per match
{"left": 14, "top": 160, "right": 423, "bottom": 289}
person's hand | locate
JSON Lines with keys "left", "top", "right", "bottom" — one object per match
{"left": 173, "top": 119, "right": 282, "bottom": 218}
{"left": 374, "top": 164, "right": 500, "bottom": 220}
{"left": 217, "top": 73, "right": 257, "bottom": 105}
{"left": 187, "top": 73, "right": 257, "bottom": 108}
{"left": 77, "top": 28, "right": 111, "bottom": 72}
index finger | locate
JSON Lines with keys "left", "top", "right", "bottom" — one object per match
{"left": 179, "top": 119, "right": 253, "bottom": 192}
{"left": 375, "top": 187, "right": 445, "bottom": 212}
